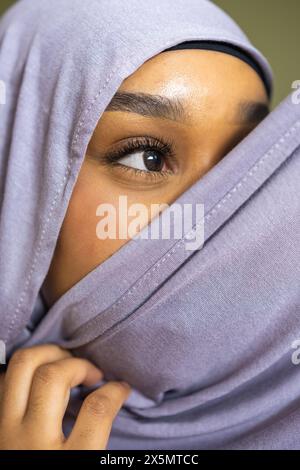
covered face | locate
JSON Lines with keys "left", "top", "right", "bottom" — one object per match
{"left": 42, "top": 43, "right": 270, "bottom": 306}
{"left": 1, "top": 0, "right": 300, "bottom": 451}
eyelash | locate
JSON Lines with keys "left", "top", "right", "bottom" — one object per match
{"left": 100, "top": 135, "right": 177, "bottom": 181}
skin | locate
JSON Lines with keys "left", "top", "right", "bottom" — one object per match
{"left": 0, "top": 49, "right": 269, "bottom": 450}
{"left": 0, "top": 345, "right": 131, "bottom": 449}
{"left": 42, "top": 49, "right": 269, "bottom": 306}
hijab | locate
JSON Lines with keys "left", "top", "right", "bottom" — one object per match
{"left": 1, "top": 0, "right": 300, "bottom": 450}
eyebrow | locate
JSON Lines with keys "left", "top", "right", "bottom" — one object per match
{"left": 105, "top": 91, "right": 186, "bottom": 123}
{"left": 105, "top": 91, "right": 269, "bottom": 125}
{"left": 237, "top": 101, "right": 270, "bottom": 124}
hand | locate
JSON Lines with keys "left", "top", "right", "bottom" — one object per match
{"left": 0, "top": 344, "right": 131, "bottom": 449}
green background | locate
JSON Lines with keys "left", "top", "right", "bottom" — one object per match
{"left": 1, "top": 0, "right": 299, "bottom": 107}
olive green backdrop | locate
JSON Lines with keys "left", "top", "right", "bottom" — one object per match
{"left": 1, "top": 0, "right": 299, "bottom": 106}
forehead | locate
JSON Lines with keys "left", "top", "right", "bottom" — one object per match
{"left": 121, "top": 49, "right": 268, "bottom": 102}
{"left": 105, "top": 51, "right": 269, "bottom": 129}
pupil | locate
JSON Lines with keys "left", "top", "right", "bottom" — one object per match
{"left": 143, "top": 151, "right": 163, "bottom": 171}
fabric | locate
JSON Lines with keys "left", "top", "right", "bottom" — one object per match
{"left": 1, "top": 0, "right": 299, "bottom": 450}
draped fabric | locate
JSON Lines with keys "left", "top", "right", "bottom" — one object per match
{"left": 1, "top": 0, "right": 299, "bottom": 450}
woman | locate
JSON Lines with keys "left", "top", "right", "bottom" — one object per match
{"left": 1, "top": 0, "right": 299, "bottom": 450}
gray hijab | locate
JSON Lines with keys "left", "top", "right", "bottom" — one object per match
{"left": 1, "top": 0, "right": 300, "bottom": 450}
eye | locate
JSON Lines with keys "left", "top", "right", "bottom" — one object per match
{"left": 97, "top": 135, "right": 178, "bottom": 179}
{"left": 118, "top": 149, "right": 167, "bottom": 172}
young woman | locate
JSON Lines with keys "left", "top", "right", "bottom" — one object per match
{"left": 1, "top": 0, "right": 299, "bottom": 451}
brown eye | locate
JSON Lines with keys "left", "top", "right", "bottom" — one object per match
{"left": 118, "top": 149, "right": 167, "bottom": 172}
{"left": 99, "top": 135, "right": 178, "bottom": 181}
{"left": 143, "top": 151, "right": 164, "bottom": 171}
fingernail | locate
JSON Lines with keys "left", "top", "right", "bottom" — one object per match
{"left": 120, "top": 381, "right": 131, "bottom": 390}
{"left": 90, "top": 366, "right": 104, "bottom": 382}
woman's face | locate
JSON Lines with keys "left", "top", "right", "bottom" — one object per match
{"left": 42, "top": 49, "right": 269, "bottom": 306}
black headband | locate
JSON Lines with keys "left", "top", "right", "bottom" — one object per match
{"left": 163, "top": 40, "right": 271, "bottom": 99}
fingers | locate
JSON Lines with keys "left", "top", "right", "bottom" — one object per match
{"left": 66, "top": 381, "right": 131, "bottom": 450}
{"left": 23, "top": 357, "right": 103, "bottom": 436}
{"left": 0, "top": 344, "right": 71, "bottom": 422}
{"left": 0, "top": 344, "right": 130, "bottom": 450}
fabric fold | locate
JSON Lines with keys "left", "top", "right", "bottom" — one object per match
{"left": 1, "top": 0, "right": 299, "bottom": 450}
